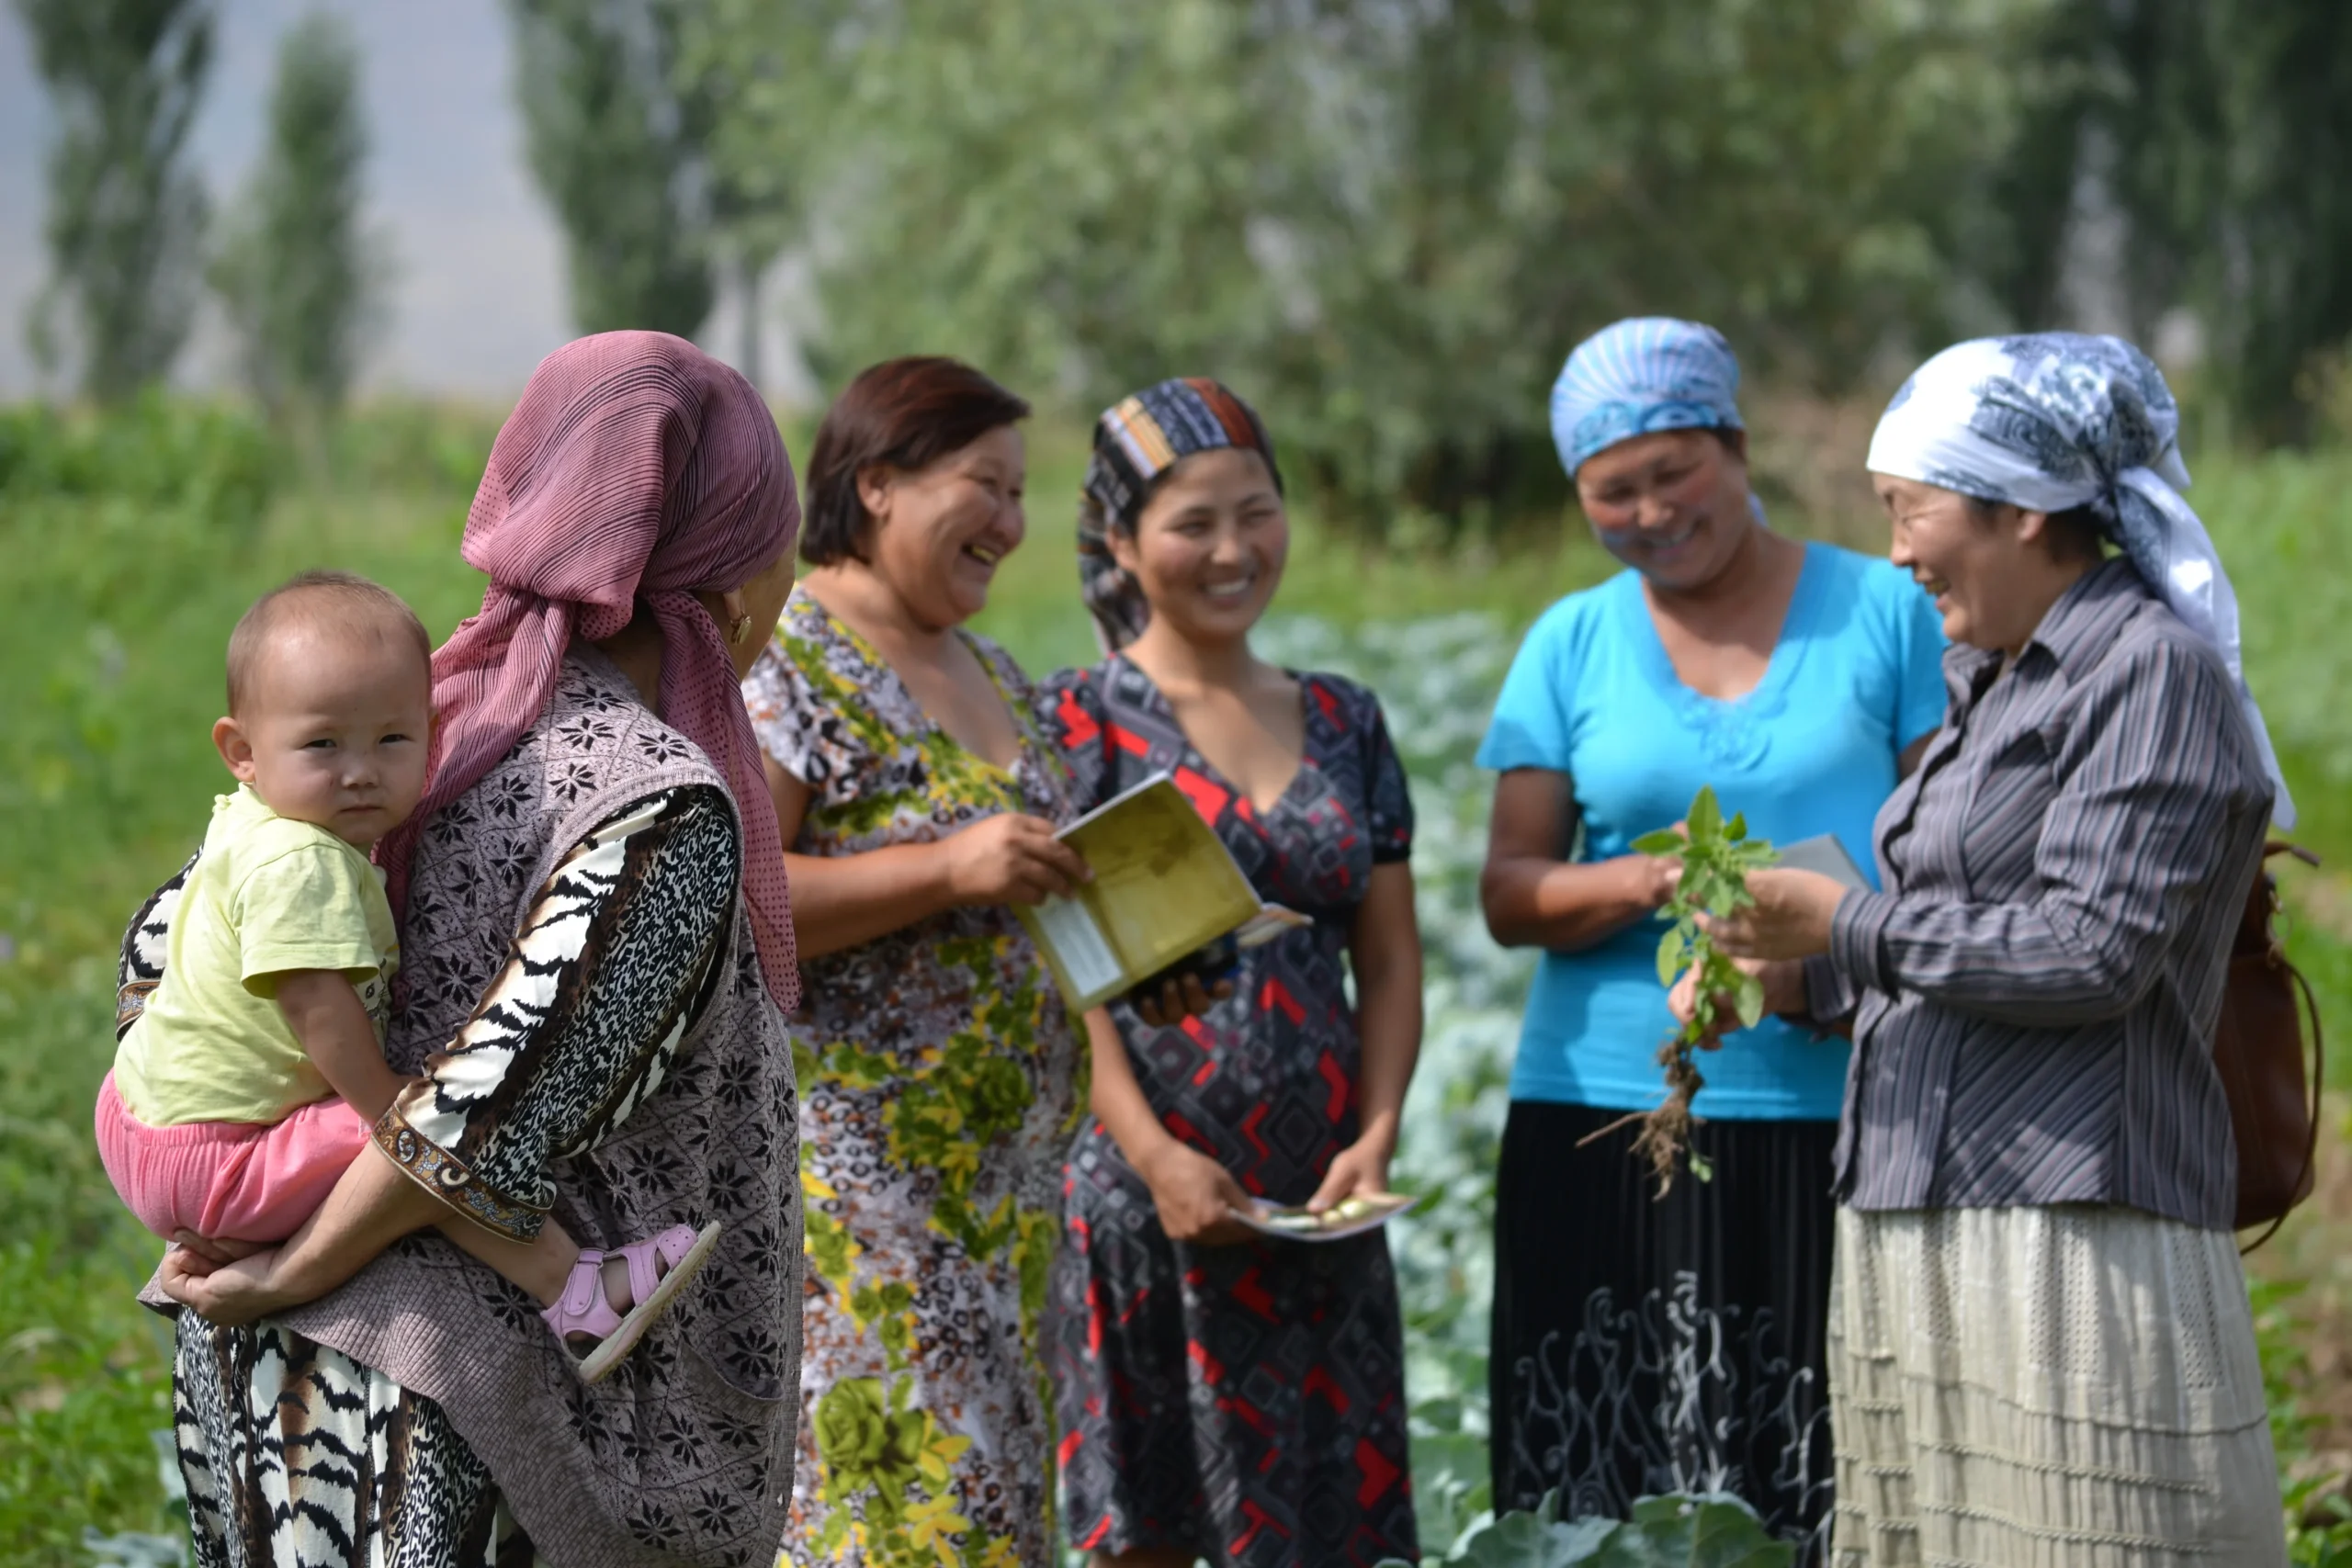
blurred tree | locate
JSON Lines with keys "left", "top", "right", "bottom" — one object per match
{"left": 209, "top": 11, "right": 383, "bottom": 427}
{"left": 2008, "top": 0, "right": 2352, "bottom": 444}
{"left": 509, "top": 0, "right": 715, "bottom": 339}
{"left": 1970, "top": 0, "right": 2108, "bottom": 333}
{"left": 15, "top": 0, "right": 213, "bottom": 404}
{"left": 673, "top": 1, "right": 821, "bottom": 389}
{"left": 2188, "top": 0, "right": 2352, "bottom": 445}
{"left": 695, "top": 0, "right": 2052, "bottom": 532}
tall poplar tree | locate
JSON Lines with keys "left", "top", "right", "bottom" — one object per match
{"left": 508, "top": 0, "right": 715, "bottom": 339}
{"left": 210, "top": 11, "right": 381, "bottom": 423}
{"left": 15, "top": 0, "right": 213, "bottom": 403}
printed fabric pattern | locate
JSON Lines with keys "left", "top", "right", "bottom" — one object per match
{"left": 1040, "top": 657, "right": 1419, "bottom": 1568}
{"left": 153, "top": 721, "right": 798, "bottom": 1565}
{"left": 742, "top": 586, "right": 1084, "bottom": 1568}
{"left": 187, "top": 649, "right": 801, "bottom": 1568}
{"left": 1863, "top": 330, "right": 2290, "bottom": 823}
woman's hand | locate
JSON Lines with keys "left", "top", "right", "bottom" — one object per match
{"left": 1127, "top": 935, "right": 1239, "bottom": 1026}
{"left": 1668, "top": 956, "right": 1806, "bottom": 1043}
{"left": 1305, "top": 1132, "right": 1393, "bottom": 1213}
{"left": 1136, "top": 1140, "right": 1255, "bottom": 1246}
{"left": 167, "top": 1229, "right": 270, "bottom": 1269}
{"left": 1129, "top": 969, "right": 1236, "bottom": 1027}
{"left": 939, "top": 814, "right": 1091, "bottom": 907}
{"left": 1630, "top": 850, "right": 1682, "bottom": 908}
{"left": 159, "top": 1244, "right": 309, "bottom": 1325}
{"left": 1700, "top": 867, "right": 1848, "bottom": 962}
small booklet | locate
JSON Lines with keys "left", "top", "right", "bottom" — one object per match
{"left": 1774, "top": 832, "right": 1871, "bottom": 890}
{"left": 1229, "top": 1192, "right": 1421, "bottom": 1243}
{"left": 1014, "top": 772, "right": 1298, "bottom": 1011}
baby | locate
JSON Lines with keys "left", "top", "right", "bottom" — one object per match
{"left": 96, "top": 570, "right": 715, "bottom": 1381}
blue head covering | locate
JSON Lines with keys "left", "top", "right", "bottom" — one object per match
{"left": 1869, "top": 331, "right": 2292, "bottom": 827}
{"left": 1549, "top": 317, "right": 1747, "bottom": 476}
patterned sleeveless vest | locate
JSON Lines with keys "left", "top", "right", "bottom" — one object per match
{"left": 279, "top": 648, "right": 803, "bottom": 1566}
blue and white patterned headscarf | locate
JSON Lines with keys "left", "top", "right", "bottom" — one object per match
{"left": 1869, "top": 332, "right": 2293, "bottom": 827}
{"left": 1549, "top": 317, "right": 1747, "bottom": 476}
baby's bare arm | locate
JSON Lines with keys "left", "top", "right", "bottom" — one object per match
{"left": 273, "top": 970, "right": 406, "bottom": 1121}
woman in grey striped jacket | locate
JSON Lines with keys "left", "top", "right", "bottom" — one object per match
{"left": 1681, "top": 333, "right": 2295, "bottom": 1566}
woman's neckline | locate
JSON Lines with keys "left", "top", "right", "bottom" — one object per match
{"left": 1625, "top": 537, "right": 1820, "bottom": 710}
{"left": 793, "top": 584, "right": 1027, "bottom": 776}
{"left": 1112, "top": 650, "right": 1311, "bottom": 818}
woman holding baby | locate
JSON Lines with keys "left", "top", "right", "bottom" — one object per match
{"left": 145, "top": 333, "right": 808, "bottom": 1565}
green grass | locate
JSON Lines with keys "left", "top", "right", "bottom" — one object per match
{"left": 2, "top": 398, "right": 2346, "bottom": 1558}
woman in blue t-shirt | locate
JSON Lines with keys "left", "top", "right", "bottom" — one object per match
{"left": 1475, "top": 318, "right": 1946, "bottom": 1551}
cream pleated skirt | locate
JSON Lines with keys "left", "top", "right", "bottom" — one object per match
{"left": 1827, "top": 1204, "right": 2288, "bottom": 1566}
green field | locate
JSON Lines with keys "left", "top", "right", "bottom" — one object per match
{"left": 3, "top": 399, "right": 2347, "bottom": 1562}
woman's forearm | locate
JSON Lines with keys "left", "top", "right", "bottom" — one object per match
{"left": 1347, "top": 863, "right": 1424, "bottom": 1155}
{"left": 1482, "top": 853, "right": 1663, "bottom": 951}
{"left": 1083, "top": 1008, "right": 1182, "bottom": 1179}
{"left": 783, "top": 844, "right": 960, "bottom": 958}
{"left": 262, "top": 1139, "right": 450, "bottom": 1303}
{"left": 1351, "top": 964, "right": 1420, "bottom": 1156}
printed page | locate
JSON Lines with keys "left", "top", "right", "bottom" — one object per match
{"left": 1014, "top": 773, "right": 1264, "bottom": 1010}
{"left": 1030, "top": 895, "right": 1123, "bottom": 1001}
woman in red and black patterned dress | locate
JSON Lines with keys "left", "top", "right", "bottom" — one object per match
{"left": 1042, "top": 378, "right": 1424, "bottom": 1568}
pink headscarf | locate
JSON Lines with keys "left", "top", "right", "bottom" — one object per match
{"left": 379, "top": 331, "right": 801, "bottom": 1010}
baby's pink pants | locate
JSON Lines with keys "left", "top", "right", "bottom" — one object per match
{"left": 95, "top": 1071, "right": 370, "bottom": 1244}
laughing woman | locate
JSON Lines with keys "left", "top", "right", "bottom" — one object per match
{"left": 743, "top": 357, "right": 1089, "bottom": 1568}
{"left": 1043, "top": 378, "right": 1422, "bottom": 1568}
{"left": 1696, "top": 333, "right": 2292, "bottom": 1566}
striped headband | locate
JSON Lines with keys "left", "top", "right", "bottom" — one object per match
{"left": 1077, "top": 377, "right": 1282, "bottom": 651}
{"left": 1550, "top": 316, "right": 1746, "bottom": 476}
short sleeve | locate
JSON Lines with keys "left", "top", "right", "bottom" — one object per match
{"left": 741, "top": 637, "right": 863, "bottom": 807}
{"left": 1355, "top": 688, "right": 1415, "bottom": 863}
{"left": 1041, "top": 665, "right": 1116, "bottom": 814}
{"left": 1891, "top": 575, "right": 1951, "bottom": 749}
{"left": 1476, "top": 598, "right": 1582, "bottom": 773}
{"left": 232, "top": 844, "right": 384, "bottom": 994}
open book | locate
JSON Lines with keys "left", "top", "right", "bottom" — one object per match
{"left": 1014, "top": 772, "right": 1300, "bottom": 1011}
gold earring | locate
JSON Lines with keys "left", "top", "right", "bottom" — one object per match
{"left": 729, "top": 613, "right": 755, "bottom": 648}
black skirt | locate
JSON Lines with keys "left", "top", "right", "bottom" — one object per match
{"left": 1489, "top": 1100, "right": 1838, "bottom": 1559}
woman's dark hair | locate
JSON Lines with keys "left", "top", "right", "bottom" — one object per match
{"left": 1962, "top": 496, "right": 2108, "bottom": 563}
{"left": 800, "top": 356, "right": 1031, "bottom": 566}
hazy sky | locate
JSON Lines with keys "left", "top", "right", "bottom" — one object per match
{"left": 1, "top": 1, "right": 588, "bottom": 400}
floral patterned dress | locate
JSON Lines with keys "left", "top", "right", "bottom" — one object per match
{"left": 743, "top": 587, "right": 1084, "bottom": 1568}
{"left": 1041, "top": 656, "right": 1419, "bottom": 1568}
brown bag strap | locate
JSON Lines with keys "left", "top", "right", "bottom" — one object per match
{"left": 2239, "top": 946, "right": 2325, "bottom": 1255}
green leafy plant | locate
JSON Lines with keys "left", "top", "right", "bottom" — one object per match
{"left": 1599, "top": 786, "right": 1778, "bottom": 1193}
{"left": 1379, "top": 1488, "right": 1793, "bottom": 1568}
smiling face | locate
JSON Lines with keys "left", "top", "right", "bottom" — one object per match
{"left": 858, "top": 423, "right": 1025, "bottom": 630}
{"left": 1875, "top": 473, "right": 2086, "bottom": 655}
{"left": 1112, "top": 447, "right": 1287, "bottom": 646}
{"left": 214, "top": 622, "right": 433, "bottom": 849}
{"left": 1574, "top": 428, "right": 1755, "bottom": 592}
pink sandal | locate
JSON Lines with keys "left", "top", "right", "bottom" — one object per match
{"left": 542, "top": 1221, "right": 723, "bottom": 1384}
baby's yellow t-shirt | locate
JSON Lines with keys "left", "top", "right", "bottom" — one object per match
{"left": 113, "top": 784, "right": 399, "bottom": 1127}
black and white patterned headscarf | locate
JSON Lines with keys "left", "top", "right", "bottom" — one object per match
{"left": 1869, "top": 332, "right": 2292, "bottom": 827}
